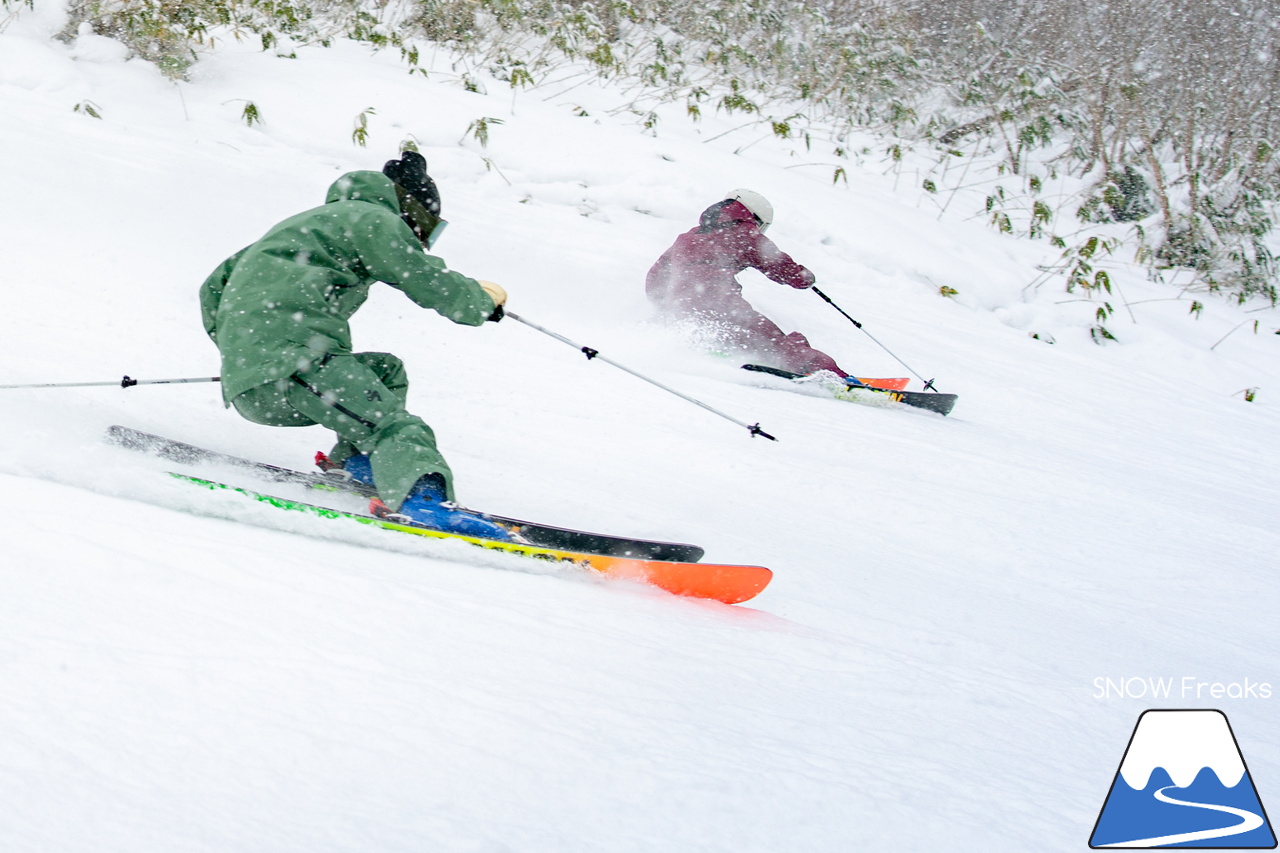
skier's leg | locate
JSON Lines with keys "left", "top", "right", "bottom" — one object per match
{"left": 231, "top": 378, "right": 317, "bottom": 426}
{"left": 774, "top": 330, "right": 847, "bottom": 376}
{"left": 235, "top": 361, "right": 511, "bottom": 540}
{"left": 346, "top": 351, "right": 410, "bottom": 398}
{"left": 712, "top": 294, "right": 849, "bottom": 376}
{"left": 319, "top": 352, "right": 410, "bottom": 469}
{"left": 279, "top": 353, "right": 455, "bottom": 512}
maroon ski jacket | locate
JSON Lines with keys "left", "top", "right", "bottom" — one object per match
{"left": 645, "top": 200, "right": 814, "bottom": 309}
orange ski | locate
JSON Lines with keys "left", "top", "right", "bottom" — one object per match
{"left": 574, "top": 552, "right": 773, "bottom": 604}
{"left": 856, "top": 376, "right": 910, "bottom": 391}
{"left": 174, "top": 474, "right": 773, "bottom": 605}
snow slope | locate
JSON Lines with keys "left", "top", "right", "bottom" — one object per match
{"left": 2, "top": 3, "right": 1278, "bottom": 850}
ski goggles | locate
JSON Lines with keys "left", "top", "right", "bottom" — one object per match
{"left": 396, "top": 187, "right": 449, "bottom": 250}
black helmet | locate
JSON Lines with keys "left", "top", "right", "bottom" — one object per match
{"left": 383, "top": 151, "right": 448, "bottom": 248}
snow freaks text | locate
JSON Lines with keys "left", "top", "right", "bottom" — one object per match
{"left": 1093, "top": 677, "right": 1274, "bottom": 701}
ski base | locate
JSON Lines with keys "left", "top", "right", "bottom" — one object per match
{"left": 176, "top": 473, "right": 772, "bottom": 604}
{"left": 741, "top": 364, "right": 957, "bottom": 416}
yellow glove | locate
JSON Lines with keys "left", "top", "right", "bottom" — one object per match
{"left": 478, "top": 280, "right": 507, "bottom": 308}
{"left": 477, "top": 280, "right": 507, "bottom": 322}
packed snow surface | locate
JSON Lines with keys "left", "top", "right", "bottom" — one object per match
{"left": 2, "top": 3, "right": 1278, "bottom": 851}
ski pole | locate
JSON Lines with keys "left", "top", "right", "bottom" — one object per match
{"left": 0, "top": 375, "right": 221, "bottom": 391}
{"left": 811, "top": 286, "right": 941, "bottom": 392}
{"left": 506, "top": 312, "right": 777, "bottom": 441}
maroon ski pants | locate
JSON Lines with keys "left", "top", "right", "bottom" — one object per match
{"left": 652, "top": 289, "right": 847, "bottom": 377}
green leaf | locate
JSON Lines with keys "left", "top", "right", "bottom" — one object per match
{"left": 351, "top": 107, "right": 376, "bottom": 147}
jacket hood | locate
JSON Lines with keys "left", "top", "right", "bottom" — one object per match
{"left": 325, "top": 171, "right": 402, "bottom": 214}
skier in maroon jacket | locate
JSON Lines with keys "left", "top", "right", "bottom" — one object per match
{"left": 646, "top": 189, "right": 850, "bottom": 377}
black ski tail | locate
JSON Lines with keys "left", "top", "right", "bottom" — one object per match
{"left": 741, "top": 364, "right": 806, "bottom": 381}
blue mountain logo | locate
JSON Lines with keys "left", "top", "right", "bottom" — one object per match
{"left": 1091, "top": 709, "right": 1276, "bottom": 848}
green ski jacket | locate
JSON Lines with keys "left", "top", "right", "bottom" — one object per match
{"left": 201, "top": 170, "right": 496, "bottom": 403}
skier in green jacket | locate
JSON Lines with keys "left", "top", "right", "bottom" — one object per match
{"left": 200, "top": 151, "right": 513, "bottom": 540}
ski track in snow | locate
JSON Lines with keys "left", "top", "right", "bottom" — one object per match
{"left": 1, "top": 3, "right": 1279, "bottom": 851}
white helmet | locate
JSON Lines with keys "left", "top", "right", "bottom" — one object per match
{"left": 726, "top": 188, "right": 774, "bottom": 232}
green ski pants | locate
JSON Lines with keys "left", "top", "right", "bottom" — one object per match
{"left": 231, "top": 352, "right": 454, "bottom": 511}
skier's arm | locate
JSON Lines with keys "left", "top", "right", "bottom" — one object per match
{"left": 744, "top": 230, "right": 815, "bottom": 289}
{"left": 353, "top": 210, "right": 498, "bottom": 326}
{"left": 199, "top": 248, "right": 249, "bottom": 343}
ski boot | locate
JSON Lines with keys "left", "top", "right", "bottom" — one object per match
{"left": 315, "top": 452, "right": 374, "bottom": 486}
{"left": 369, "top": 474, "right": 516, "bottom": 542}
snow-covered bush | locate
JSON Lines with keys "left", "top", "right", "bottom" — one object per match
{"left": 15, "top": 0, "right": 1277, "bottom": 303}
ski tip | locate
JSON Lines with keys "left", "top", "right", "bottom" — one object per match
{"left": 629, "top": 562, "right": 773, "bottom": 604}
{"left": 906, "top": 393, "right": 958, "bottom": 416}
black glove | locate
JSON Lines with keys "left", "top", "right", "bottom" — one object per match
{"left": 478, "top": 280, "right": 506, "bottom": 322}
